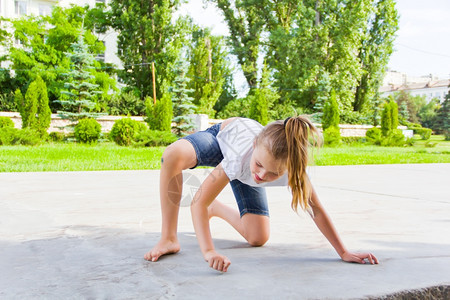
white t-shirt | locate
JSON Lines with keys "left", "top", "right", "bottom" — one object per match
{"left": 216, "top": 118, "right": 288, "bottom": 187}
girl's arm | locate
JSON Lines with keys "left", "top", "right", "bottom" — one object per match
{"left": 309, "top": 185, "right": 378, "bottom": 264}
{"left": 190, "top": 163, "right": 231, "bottom": 272}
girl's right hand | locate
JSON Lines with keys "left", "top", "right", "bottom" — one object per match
{"left": 204, "top": 250, "right": 231, "bottom": 272}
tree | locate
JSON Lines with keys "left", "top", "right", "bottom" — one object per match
{"left": 171, "top": 61, "right": 196, "bottom": 136}
{"left": 210, "top": 0, "right": 267, "bottom": 90}
{"left": 187, "top": 27, "right": 231, "bottom": 117}
{"left": 432, "top": 96, "right": 449, "bottom": 140}
{"left": 9, "top": 5, "right": 114, "bottom": 110}
{"left": 56, "top": 33, "right": 105, "bottom": 127}
{"left": 146, "top": 93, "right": 173, "bottom": 132}
{"left": 249, "top": 63, "right": 279, "bottom": 125}
{"left": 322, "top": 90, "right": 340, "bottom": 130}
{"left": 381, "top": 97, "right": 398, "bottom": 136}
{"left": 108, "top": 0, "right": 190, "bottom": 100}
{"left": 353, "top": 0, "right": 399, "bottom": 112}
{"left": 21, "top": 76, "right": 51, "bottom": 136}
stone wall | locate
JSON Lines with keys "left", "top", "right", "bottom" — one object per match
{"left": 0, "top": 112, "right": 413, "bottom": 137}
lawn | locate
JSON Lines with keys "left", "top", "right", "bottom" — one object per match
{"left": 1, "top": 135, "right": 449, "bottom": 172}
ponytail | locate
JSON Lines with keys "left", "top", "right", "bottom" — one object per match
{"left": 284, "top": 116, "right": 320, "bottom": 211}
{"left": 255, "top": 116, "right": 320, "bottom": 212}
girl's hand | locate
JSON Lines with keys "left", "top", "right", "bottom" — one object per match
{"left": 204, "top": 250, "right": 231, "bottom": 272}
{"left": 341, "top": 251, "right": 379, "bottom": 265}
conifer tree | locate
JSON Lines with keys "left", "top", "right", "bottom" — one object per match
{"left": 322, "top": 90, "right": 340, "bottom": 130}
{"left": 21, "top": 76, "right": 51, "bottom": 136}
{"left": 171, "top": 61, "right": 196, "bottom": 137}
{"left": 56, "top": 32, "right": 105, "bottom": 128}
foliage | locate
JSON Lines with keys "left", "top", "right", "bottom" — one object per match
{"left": 0, "top": 127, "right": 41, "bottom": 146}
{"left": 381, "top": 98, "right": 398, "bottom": 136}
{"left": 323, "top": 126, "right": 342, "bottom": 147}
{"left": 133, "top": 129, "right": 178, "bottom": 147}
{"left": 394, "top": 91, "right": 426, "bottom": 124}
{"left": 145, "top": 93, "right": 173, "bottom": 132}
{"left": 108, "top": 0, "right": 189, "bottom": 100}
{"left": 211, "top": 0, "right": 266, "bottom": 89}
{"left": 107, "top": 91, "right": 146, "bottom": 116}
{"left": 171, "top": 61, "right": 196, "bottom": 136}
{"left": 8, "top": 5, "right": 111, "bottom": 109}
{"left": 340, "top": 110, "right": 369, "bottom": 125}
{"left": 20, "top": 76, "right": 51, "bottom": 136}
{"left": 56, "top": 33, "right": 106, "bottom": 127}
{"left": 322, "top": 90, "right": 340, "bottom": 130}
{"left": 74, "top": 118, "right": 102, "bottom": 144}
{"left": 216, "top": 97, "right": 251, "bottom": 119}
{"left": 110, "top": 118, "right": 148, "bottom": 146}
{"left": 214, "top": 74, "right": 238, "bottom": 117}
{"left": 0, "top": 116, "right": 14, "bottom": 128}
{"left": 416, "top": 128, "right": 432, "bottom": 140}
{"left": 248, "top": 64, "right": 279, "bottom": 125}
{"left": 432, "top": 97, "right": 449, "bottom": 140}
{"left": 49, "top": 131, "right": 66, "bottom": 143}
{"left": 353, "top": 0, "right": 399, "bottom": 111}
{"left": 365, "top": 127, "right": 382, "bottom": 145}
{"left": 418, "top": 98, "right": 440, "bottom": 129}
{"left": 380, "top": 129, "right": 406, "bottom": 147}
{"left": 187, "top": 27, "right": 231, "bottom": 117}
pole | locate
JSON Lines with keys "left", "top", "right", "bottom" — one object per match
{"left": 152, "top": 61, "right": 156, "bottom": 105}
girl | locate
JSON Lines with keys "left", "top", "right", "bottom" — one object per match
{"left": 144, "top": 116, "right": 378, "bottom": 272}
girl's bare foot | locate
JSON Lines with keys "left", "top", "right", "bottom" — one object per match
{"left": 144, "top": 239, "right": 180, "bottom": 262}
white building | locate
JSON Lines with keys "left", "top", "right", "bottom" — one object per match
{"left": 0, "top": 0, "right": 121, "bottom": 68}
{"left": 380, "top": 71, "right": 449, "bottom": 103}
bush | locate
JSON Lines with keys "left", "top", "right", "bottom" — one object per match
{"left": 108, "top": 91, "right": 146, "bottom": 116}
{"left": 74, "top": 118, "right": 102, "bottom": 144}
{"left": 340, "top": 111, "right": 369, "bottom": 125}
{"left": 322, "top": 90, "right": 340, "bottom": 130}
{"left": 146, "top": 93, "right": 173, "bottom": 131}
{"left": 133, "top": 129, "right": 178, "bottom": 147}
{"left": 342, "top": 136, "right": 365, "bottom": 145}
{"left": 365, "top": 127, "right": 382, "bottom": 145}
{"left": 380, "top": 129, "right": 406, "bottom": 147}
{"left": 49, "top": 131, "right": 66, "bottom": 142}
{"left": 416, "top": 128, "right": 432, "bottom": 140}
{"left": 110, "top": 118, "right": 148, "bottom": 146}
{"left": 0, "top": 116, "right": 14, "bottom": 128}
{"left": 0, "top": 127, "right": 41, "bottom": 146}
{"left": 323, "top": 126, "right": 342, "bottom": 147}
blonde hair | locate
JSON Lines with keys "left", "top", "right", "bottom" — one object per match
{"left": 255, "top": 116, "right": 320, "bottom": 212}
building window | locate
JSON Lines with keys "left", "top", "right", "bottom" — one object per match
{"left": 15, "top": 1, "right": 27, "bottom": 16}
{"left": 39, "top": 4, "right": 52, "bottom": 16}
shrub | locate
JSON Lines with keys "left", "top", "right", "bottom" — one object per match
{"left": 49, "top": 131, "right": 66, "bottom": 142}
{"left": 0, "top": 116, "right": 14, "bottom": 128}
{"left": 0, "top": 127, "right": 41, "bottom": 146}
{"left": 110, "top": 118, "right": 148, "bottom": 146}
{"left": 322, "top": 90, "right": 340, "bottom": 130}
{"left": 342, "top": 136, "right": 365, "bottom": 145}
{"left": 340, "top": 111, "right": 369, "bottom": 125}
{"left": 323, "top": 126, "right": 342, "bottom": 147}
{"left": 21, "top": 76, "right": 51, "bottom": 136}
{"left": 365, "top": 127, "right": 382, "bottom": 145}
{"left": 416, "top": 128, "right": 432, "bottom": 140}
{"left": 146, "top": 93, "right": 173, "bottom": 131}
{"left": 108, "top": 90, "right": 146, "bottom": 116}
{"left": 74, "top": 118, "right": 102, "bottom": 144}
{"left": 133, "top": 129, "right": 178, "bottom": 147}
{"left": 381, "top": 98, "right": 399, "bottom": 136}
{"left": 380, "top": 129, "right": 406, "bottom": 147}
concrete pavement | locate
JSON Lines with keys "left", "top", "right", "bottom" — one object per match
{"left": 0, "top": 164, "right": 449, "bottom": 299}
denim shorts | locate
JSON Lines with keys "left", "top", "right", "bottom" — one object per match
{"left": 182, "top": 123, "right": 269, "bottom": 217}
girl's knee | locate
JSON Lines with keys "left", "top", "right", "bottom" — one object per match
{"left": 162, "top": 140, "right": 196, "bottom": 169}
{"left": 247, "top": 232, "right": 269, "bottom": 247}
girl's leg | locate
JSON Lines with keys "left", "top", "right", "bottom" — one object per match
{"left": 144, "top": 139, "right": 197, "bottom": 262}
{"left": 209, "top": 200, "right": 270, "bottom": 247}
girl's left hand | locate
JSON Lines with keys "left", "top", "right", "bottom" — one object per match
{"left": 341, "top": 251, "right": 379, "bottom": 264}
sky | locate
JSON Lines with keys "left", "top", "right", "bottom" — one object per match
{"left": 179, "top": 0, "right": 450, "bottom": 81}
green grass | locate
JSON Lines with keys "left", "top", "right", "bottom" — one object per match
{"left": 1, "top": 136, "right": 449, "bottom": 172}
{"left": 0, "top": 143, "right": 165, "bottom": 172}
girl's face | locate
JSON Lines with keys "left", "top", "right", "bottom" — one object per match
{"left": 250, "top": 144, "right": 286, "bottom": 184}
